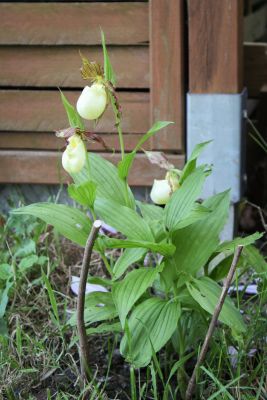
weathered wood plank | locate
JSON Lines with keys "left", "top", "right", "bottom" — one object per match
{"left": 244, "top": 42, "right": 267, "bottom": 97}
{"left": 150, "top": 0, "right": 184, "bottom": 150}
{"left": 0, "top": 2, "right": 148, "bottom": 45}
{"left": 0, "top": 91, "right": 149, "bottom": 134}
{"left": 0, "top": 132, "right": 148, "bottom": 152}
{"left": 0, "top": 151, "right": 184, "bottom": 185}
{"left": 0, "top": 46, "right": 149, "bottom": 89}
{"left": 188, "top": 0, "right": 243, "bottom": 93}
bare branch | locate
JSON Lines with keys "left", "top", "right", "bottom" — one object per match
{"left": 77, "top": 219, "right": 102, "bottom": 383}
{"left": 185, "top": 245, "right": 244, "bottom": 400}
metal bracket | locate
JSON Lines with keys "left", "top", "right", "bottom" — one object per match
{"left": 187, "top": 89, "right": 247, "bottom": 238}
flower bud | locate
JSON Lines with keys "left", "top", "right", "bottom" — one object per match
{"left": 76, "top": 83, "right": 107, "bottom": 120}
{"left": 150, "top": 179, "right": 172, "bottom": 205}
{"left": 62, "top": 134, "right": 86, "bottom": 174}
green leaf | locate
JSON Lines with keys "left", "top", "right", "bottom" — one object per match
{"left": 18, "top": 255, "right": 39, "bottom": 272}
{"left": 242, "top": 245, "right": 267, "bottom": 275}
{"left": 113, "top": 267, "right": 160, "bottom": 327}
{"left": 135, "top": 121, "right": 174, "bottom": 152}
{"left": 170, "top": 191, "right": 230, "bottom": 275}
{"left": 172, "top": 203, "right": 211, "bottom": 230}
{"left": 68, "top": 181, "right": 97, "bottom": 208}
{"left": 164, "top": 167, "right": 206, "bottom": 232}
{"left": 117, "top": 121, "right": 173, "bottom": 179}
{"left": 59, "top": 90, "right": 84, "bottom": 129}
{"left": 120, "top": 298, "right": 181, "bottom": 367}
{"left": 69, "top": 291, "right": 117, "bottom": 326}
{"left": 42, "top": 271, "right": 60, "bottom": 325}
{"left": 187, "top": 277, "right": 245, "bottom": 333}
{"left": 180, "top": 141, "right": 212, "bottom": 184}
{"left": 12, "top": 203, "right": 92, "bottom": 247}
{"left": 117, "top": 152, "right": 136, "bottom": 180}
{"left": 86, "top": 321, "right": 121, "bottom": 336}
{"left": 95, "top": 198, "right": 154, "bottom": 241}
{"left": 216, "top": 232, "right": 263, "bottom": 253}
{"left": 209, "top": 254, "right": 236, "bottom": 282}
{"left": 137, "top": 201, "right": 164, "bottom": 221}
{"left": 104, "top": 238, "right": 175, "bottom": 257}
{"left": 113, "top": 248, "right": 147, "bottom": 280}
{"left": 101, "top": 29, "right": 116, "bottom": 86}
{"left": 73, "top": 153, "right": 135, "bottom": 208}
{"left": 0, "top": 280, "right": 13, "bottom": 319}
{"left": 0, "top": 264, "right": 12, "bottom": 280}
{"left": 14, "top": 239, "right": 36, "bottom": 258}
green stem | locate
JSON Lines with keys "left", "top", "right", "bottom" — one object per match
{"left": 90, "top": 208, "right": 97, "bottom": 221}
{"left": 101, "top": 253, "right": 113, "bottom": 278}
{"left": 83, "top": 141, "right": 91, "bottom": 178}
{"left": 130, "top": 366, "right": 137, "bottom": 400}
{"left": 111, "top": 96, "right": 124, "bottom": 160}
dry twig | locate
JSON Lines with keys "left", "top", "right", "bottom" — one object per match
{"left": 77, "top": 220, "right": 102, "bottom": 382}
{"left": 185, "top": 245, "right": 244, "bottom": 400}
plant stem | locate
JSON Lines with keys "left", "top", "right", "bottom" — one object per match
{"left": 77, "top": 219, "right": 102, "bottom": 383}
{"left": 101, "top": 253, "right": 113, "bottom": 278}
{"left": 111, "top": 96, "right": 124, "bottom": 159}
{"left": 185, "top": 245, "right": 244, "bottom": 400}
{"left": 130, "top": 366, "right": 137, "bottom": 400}
{"left": 84, "top": 141, "right": 91, "bottom": 177}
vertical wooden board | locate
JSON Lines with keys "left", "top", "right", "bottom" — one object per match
{"left": 150, "top": 0, "right": 184, "bottom": 151}
{"left": 188, "top": 0, "right": 243, "bottom": 93}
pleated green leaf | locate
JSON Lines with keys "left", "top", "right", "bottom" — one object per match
{"left": 216, "top": 232, "right": 263, "bottom": 253}
{"left": 72, "top": 153, "right": 135, "bottom": 208}
{"left": 117, "top": 121, "right": 173, "bottom": 180}
{"left": 137, "top": 201, "right": 164, "bottom": 221}
{"left": 113, "top": 248, "right": 147, "bottom": 280}
{"left": 59, "top": 90, "right": 84, "bottom": 129}
{"left": 171, "top": 191, "right": 230, "bottom": 275}
{"left": 120, "top": 298, "right": 181, "bottom": 367}
{"left": 104, "top": 238, "right": 175, "bottom": 257}
{"left": 69, "top": 291, "right": 117, "bottom": 326}
{"left": 68, "top": 181, "right": 97, "bottom": 208}
{"left": 95, "top": 198, "right": 154, "bottom": 241}
{"left": 179, "top": 141, "right": 211, "bottom": 184}
{"left": 12, "top": 203, "right": 91, "bottom": 247}
{"left": 164, "top": 167, "right": 206, "bottom": 232}
{"left": 113, "top": 267, "right": 160, "bottom": 327}
{"left": 187, "top": 277, "right": 245, "bottom": 333}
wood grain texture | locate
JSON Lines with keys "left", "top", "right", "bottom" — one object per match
{"left": 0, "top": 132, "right": 149, "bottom": 152}
{"left": 188, "top": 0, "right": 243, "bottom": 93}
{"left": 150, "top": 0, "right": 184, "bottom": 151}
{"left": 0, "top": 151, "right": 184, "bottom": 185}
{"left": 0, "top": 46, "right": 149, "bottom": 89}
{"left": 0, "top": 2, "right": 148, "bottom": 45}
{"left": 0, "top": 91, "right": 149, "bottom": 134}
{"left": 244, "top": 42, "right": 267, "bottom": 97}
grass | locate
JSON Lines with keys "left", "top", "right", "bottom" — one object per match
{"left": 0, "top": 211, "right": 266, "bottom": 399}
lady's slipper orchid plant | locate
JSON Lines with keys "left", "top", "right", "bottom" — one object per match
{"left": 13, "top": 32, "right": 264, "bottom": 391}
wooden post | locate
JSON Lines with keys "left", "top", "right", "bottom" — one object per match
{"left": 187, "top": 0, "right": 245, "bottom": 241}
{"left": 188, "top": 0, "right": 243, "bottom": 94}
{"left": 150, "top": 0, "right": 184, "bottom": 152}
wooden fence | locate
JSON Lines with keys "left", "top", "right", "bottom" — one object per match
{"left": 0, "top": 0, "right": 184, "bottom": 185}
{"left": 0, "top": 0, "right": 266, "bottom": 185}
